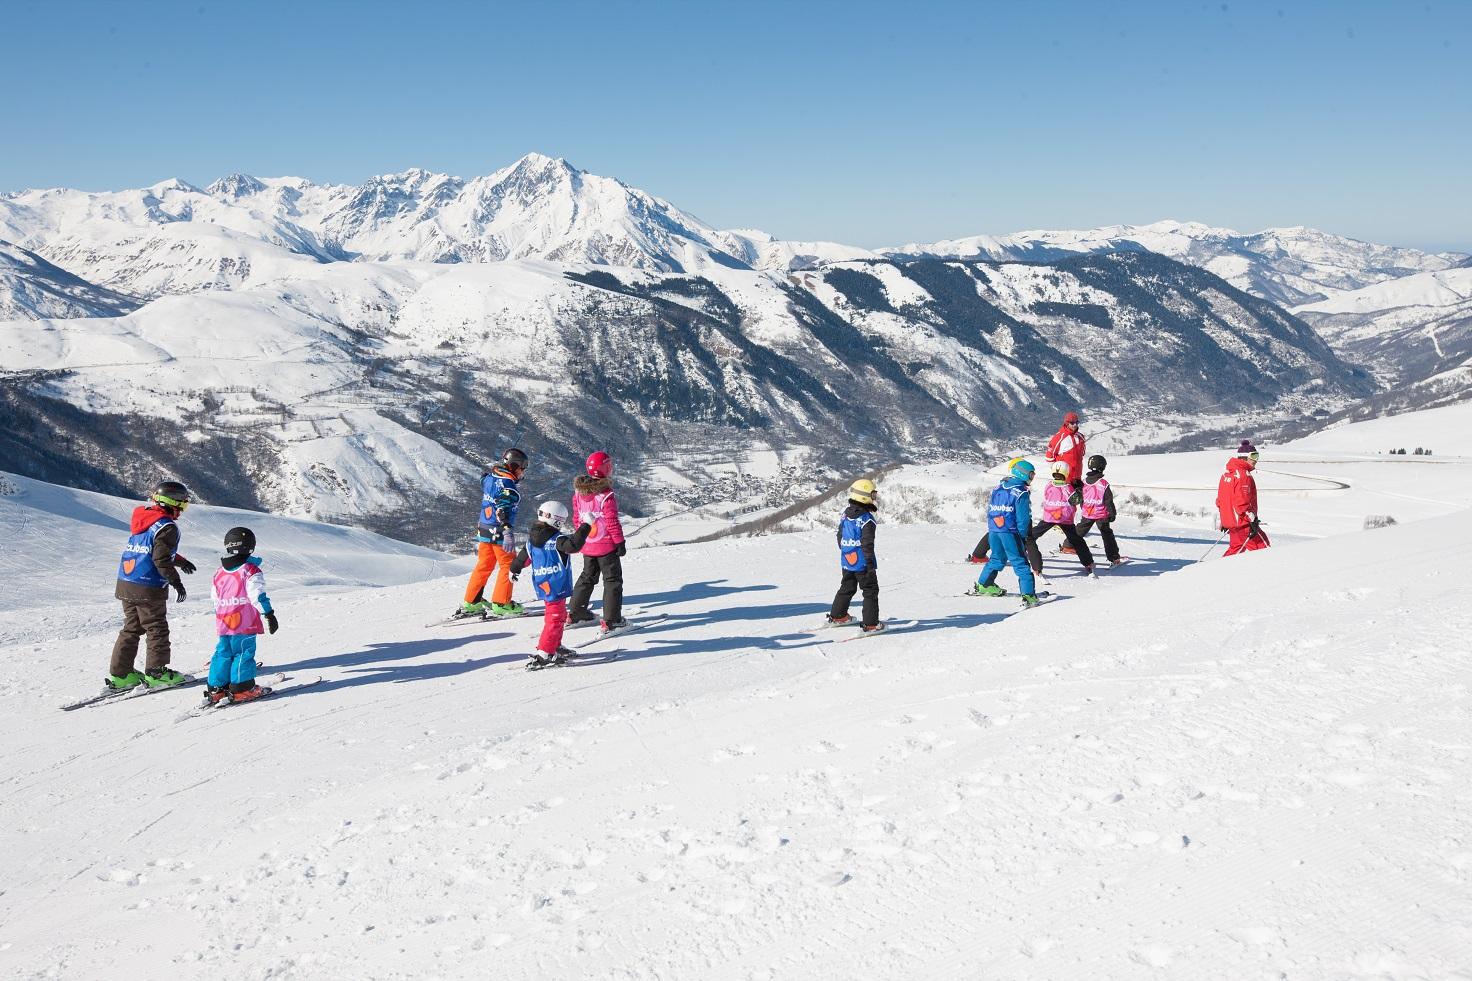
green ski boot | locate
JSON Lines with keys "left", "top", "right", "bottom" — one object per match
{"left": 459, "top": 599, "right": 491, "bottom": 616}
{"left": 968, "top": 582, "right": 1007, "bottom": 597}
{"left": 490, "top": 601, "right": 525, "bottom": 617}
{"left": 106, "top": 670, "right": 145, "bottom": 691}
{"left": 142, "top": 667, "right": 188, "bottom": 688}
{"left": 1021, "top": 594, "right": 1042, "bottom": 609}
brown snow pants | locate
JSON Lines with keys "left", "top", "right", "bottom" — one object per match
{"left": 110, "top": 596, "right": 171, "bottom": 675}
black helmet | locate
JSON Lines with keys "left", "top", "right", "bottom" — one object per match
{"left": 223, "top": 527, "right": 256, "bottom": 557}
{"left": 502, "top": 447, "right": 529, "bottom": 473}
{"left": 151, "top": 480, "right": 192, "bottom": 511}
{"left": 1087, "top": 454, "right": 1107, "bottom": 473}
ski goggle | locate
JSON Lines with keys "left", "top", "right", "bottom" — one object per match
{"left": 154, "top": 494, "right": 190, "bottom": 512}
{"left": 1248, "top": 452, "right": 1260, "bottom": 462}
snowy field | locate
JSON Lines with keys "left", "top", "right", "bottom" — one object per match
{"left": 2, "top": 415, "right": 1471, "bottom": 978}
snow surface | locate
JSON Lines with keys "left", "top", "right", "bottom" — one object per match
{"left": 3, "top": 425, "right": 1471, "bottom": 977}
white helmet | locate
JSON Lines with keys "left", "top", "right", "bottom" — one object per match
{"left": 537, "top": 500, "right": 570, "bottom": 530}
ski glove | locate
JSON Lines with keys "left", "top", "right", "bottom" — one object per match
{"left": 175, "top": 557, "right": 197, "bottom": 575}
{"left": 617, "top": 541, "right": 627, "bottom": 557}
{"left": 265, "top": 612, "right": 279, "bottom": 634}
{"left": 500, "top": 528, "right": 517, "bottom": 550}
{"left": 172, "top": 582, "right": 187, "bottom": 603}
{"left": 1249, "top": 519, "right": 1263, "bottom": 539}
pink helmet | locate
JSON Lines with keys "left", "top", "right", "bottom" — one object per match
{"left": 585, "top": 451, "right": 613, "bottom": 478}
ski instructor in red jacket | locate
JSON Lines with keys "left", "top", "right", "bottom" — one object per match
{"left": 1045, "top": 411, "right": 1086, "bottom": 482}
{"left": 1217, "top": 440, "right": 1271, "bottom": 555}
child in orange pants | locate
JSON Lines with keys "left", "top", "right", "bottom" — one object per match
{"left": 458, "top": 448, "right": 528, "bottom": 618}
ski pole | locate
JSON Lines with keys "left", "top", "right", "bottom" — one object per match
{"left": 1195, "top": 529, "right": 1227, "bottom": 563}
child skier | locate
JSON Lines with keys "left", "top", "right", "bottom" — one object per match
{"left": 1046, "top": 411, "right": 1086, "bottom": 554}
{"left": 459, "top": 448, "right": 528, "bottom": 619}
{"left": 1074, "top": 454, "right": 1123, "bottom": 566}
{"left": 108, "top": 480, "right": 198, "bottom": 691}
{"left": 205, "top": 527, "right": 280, "bottom": 705}
{"left": 965, "top": 453, "right": 1048, "bottom": 565}
{"left": 568, "top": 451, "right": 628, "bottom": 634}
{"left": 1032, "top": 463, "right": 1095, "bottom": 574}
{"left": 969, "top": 460, "right": 1044, "bottom": 607}
{"left": 827, "top": 478, "right": 883, "bottom": 633}
{"left": 510, "top": 501, "right": 593, "bottom": 669}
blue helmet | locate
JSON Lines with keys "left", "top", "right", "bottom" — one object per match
{"left": 1011, "top": 459, "right": 1036, "bottom": 482}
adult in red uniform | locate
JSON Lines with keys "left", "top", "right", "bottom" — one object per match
{"left": 1217, "top": 440, "right": 1271, "bottom": 555}
{"left": 1045, "top": 411, "right": 1086, "bottom": 552}
{"left": 1045, "top": 411, "right": 1086, "bottom": 482}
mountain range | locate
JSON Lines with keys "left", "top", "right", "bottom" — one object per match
{"left": 0, "top": 153, "right": 1439, "bottom": 545}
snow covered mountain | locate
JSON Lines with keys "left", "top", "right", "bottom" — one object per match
{"left": 0, "top": 240, "right": 139, "bottom": 320}
{"left": 891, "top": 220, "right": 1466, "bottom": 308}
{"left": 0, "top": 248, "right": 1369, "bottom": 546}
{"left": 1294, "top": 267, "right": 1472, "bottom": 412}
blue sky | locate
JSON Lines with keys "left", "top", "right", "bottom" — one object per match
{"left": 4, "top": 0, "right": 1469, "bottom": 251}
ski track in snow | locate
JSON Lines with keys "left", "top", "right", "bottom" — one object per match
{"left": 3, "top": 450, "right": 1472, "bottom": 978}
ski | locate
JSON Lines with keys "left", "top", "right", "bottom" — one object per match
{"left": 172, "top": 673, "right": 289, "bottom": 720}
{"left": 960, "top": 589, "right": 1053, "bottom": 599}
{"left": 63, "top": 674, "right": 204, "bottom": 711}
{"left": 427, "top": 607, "right": 541, "bottom": 628}
{"left": 832, "top": 619, "right": 919, "bottom": 642}
{"left": 817, "top": 617, "right": 865, "bottom": 629}
{"left": 570, "top": 614, "right": 670, "bottom": 650}
{"left": 213, "top": 675, "right": 321, "bottom": 708}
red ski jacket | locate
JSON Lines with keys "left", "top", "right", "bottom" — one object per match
{"left": 1045, "top": 426, "right": 1086, "bottom": 482}
{"left": 1216, "top": 457, "right": 1259, "bottom": 530}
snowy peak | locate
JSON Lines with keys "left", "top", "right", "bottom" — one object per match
{"left": 205, "top": 173, "right": 268, "bottom": 199}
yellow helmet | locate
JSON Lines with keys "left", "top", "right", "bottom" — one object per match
{"left": 848, "top": 478, "right": 878, "bottom": 507}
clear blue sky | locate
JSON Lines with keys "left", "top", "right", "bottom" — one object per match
{"left": 5, "top": 0, "right": 1469, "bottom": 251}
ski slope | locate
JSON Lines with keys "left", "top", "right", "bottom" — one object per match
{"left": 2, "top": 445, "right": 1470, "bottom": 978}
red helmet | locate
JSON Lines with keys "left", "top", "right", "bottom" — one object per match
{"left": 585, "top": 451, "right": 613, "bottom": 478}
{"left": 1064, "top": 411, "right": 1080, "bottom": 426}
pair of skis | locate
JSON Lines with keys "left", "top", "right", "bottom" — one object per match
{"left": 511, "top": 613, "right": 671, "bottom": 671}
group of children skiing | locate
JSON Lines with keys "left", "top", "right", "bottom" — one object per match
{"left": 826, "top": 411, "right": 1270, "bottom": 631}
{"left": 99, "top": 409, "right": 1271, "bottom": 697}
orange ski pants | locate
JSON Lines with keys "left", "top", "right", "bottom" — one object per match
{"left": 464, "top": 542, "right": 515, "bottom": 605}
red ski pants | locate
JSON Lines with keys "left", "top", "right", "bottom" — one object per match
{"left": 537, "top": 598, "right": 568, "bottom": 656}
{"left": 1224, "top": 525, "right": 1271, "bottom": 556}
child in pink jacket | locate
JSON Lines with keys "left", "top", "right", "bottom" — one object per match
{"left": 567, "top": 450, "right": 627, "bottom": 632}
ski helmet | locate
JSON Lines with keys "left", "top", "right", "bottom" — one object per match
{"left": 586, "top": 451, "right": 613, "bottom": 479}
{"left": 1010, "top": 459, "right": 1036, "bottom": 483}
{"left": 151, "top": 480, "right": 192, "bottom": 512}
{"left": 223, "top": 526, "right": 256, "bottom": 557}
{"left": 848, "top": 478, "right": 878, "bottom": 507}
{"left": 1050, "top": 462, "right": 1070, "bottom": 483}
{"left": 1087, "top": 454, "right": 1107, "bottom": 473}
{"left": 536, "top": 500, "right": 570, "bottom": 530}
{"left": 501, "top": 447, "right": 529, "bottom": 475}
{"left": 1064, "top": 411, "right": 1080, "bottom": 427}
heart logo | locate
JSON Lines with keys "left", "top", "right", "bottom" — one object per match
{"left": 844, "top": 550, "right": 859, "bottom": 566}
{"left": 224, "top": 612, "right": 242, "bottom": 630}
{"left": 122, "top": 559, "right": 137, "bottom": 575}
{"left": 993, "top": 516, "right": 1005, "bottom": 527}
{"left": 539, "top": 581, "right": 552, "bottom": 596}
{"left": 484, "top": 506, "right": 496, "bottom": 520}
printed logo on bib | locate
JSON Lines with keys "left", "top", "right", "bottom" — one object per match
{"left": 539, "top": 581, "right": 552, "bottom": 596}
{"left": 223, "top": 611, "right": 242, "bottom": 630}
{"left": 483, "top": 506, "right": 495, "bottom": 521}
{"left": 122, "top": 559, "right": 137, "bottom": 575}
{"left": 844, "top": 550, "right": 859, "bottom": 566}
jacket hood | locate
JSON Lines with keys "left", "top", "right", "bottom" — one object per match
{"left": 489, "top": 465, "right": 519, "bottom": 481}
{"left": 574, "top": 475, "right": 613, "bottom": 495}
{"left": 129, "top": 504, "right": 174, "bottom": 534}
{"left": 1225, "top": 456, "right": 1255, "bottom": 475}
{"left": 844, "top": 502, "right": 876, "bottom": 518}
{"left": 1001, "top": 474, "right": 1031, "bottom": 491}
{"left": 220, "top": 554, "right": 262, "bottom": 572}
{"left": 1085, "top": 471, "right": 1105, "bottom": 482}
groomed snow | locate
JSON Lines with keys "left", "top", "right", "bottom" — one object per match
{"left": 2, "top": 436, "right": 1470, "bottom": 977}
